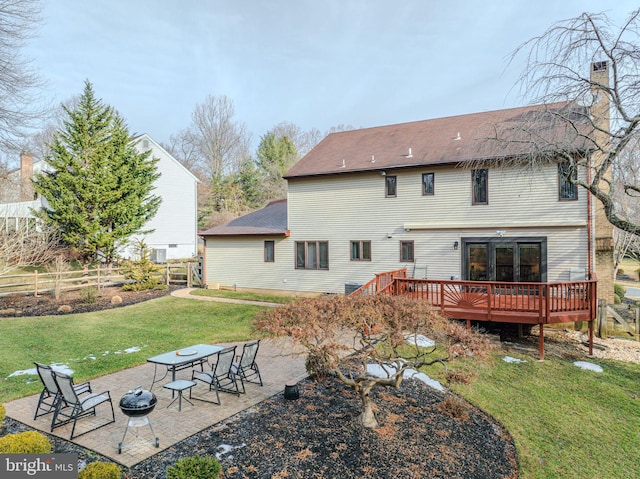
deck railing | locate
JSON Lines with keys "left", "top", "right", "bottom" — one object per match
{"left": 351, "top": 271, "right": 597, "bottom": 325}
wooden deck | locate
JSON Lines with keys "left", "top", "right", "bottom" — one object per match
{"left": 350, "top": 269, "right": 596, "bottom": 360}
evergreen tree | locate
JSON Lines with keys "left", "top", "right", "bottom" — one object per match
{"left": 33, "top": 80, "right": 161, "bottom": 265}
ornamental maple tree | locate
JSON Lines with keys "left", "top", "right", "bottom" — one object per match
{"left": 255, "top": 294, "right": 489, "bottom": 428}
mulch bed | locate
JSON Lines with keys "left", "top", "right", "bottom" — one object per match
{"left": 0, "top": 285, "right": 178, "bottom": 317}
{"left": 3, "top": 376, "right": 518, "bottom": 479}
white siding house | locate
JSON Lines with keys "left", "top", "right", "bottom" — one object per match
{"left": 123, "top": 134, "right": 199, "bottom": 261}
{"left": 0, "top": 134, "right": 199, "bottom": 261}
{"left": 202, "top": 101, "right": 611, "bottom": 298}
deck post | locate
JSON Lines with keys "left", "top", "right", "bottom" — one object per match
{"left": 588, "top": 319, "right": 594, "bottom": 356}
{"left": 538, "top": 323, "right": 545, "bottom": 361}
{"left": 466, "top": 319, "right": 471, "bottom": 331}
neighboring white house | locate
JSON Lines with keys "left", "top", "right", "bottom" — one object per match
{"left": 0, "top": 134, "right": 200, "bottom": 261}
{"left": 201, "top": 100, "right": 613, "bottom": 299}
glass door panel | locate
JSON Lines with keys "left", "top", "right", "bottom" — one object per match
{"left": 495, "top": 246, "right": 514, "bottom": 282}
{"left": 468, "top": 244, "right": 488, "bottom": 281}
{"left": 519, "top": 244, "right": 541, "bottom": 282}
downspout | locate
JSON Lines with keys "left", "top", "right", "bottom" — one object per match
{"left": 587, "top": 154, "right": 593, "bottom": 279}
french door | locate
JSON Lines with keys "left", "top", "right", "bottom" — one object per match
{"left": 463, "top": 237, "right": 546, "bottom": 282}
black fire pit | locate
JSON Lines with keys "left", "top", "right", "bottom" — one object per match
{"left": 117, "top": 387, "right": 159, "bottom": 454}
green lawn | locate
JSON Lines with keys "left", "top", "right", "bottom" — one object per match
{"left": 2, "top": 294, "right": 639, "bottom": 478}
{"left": 0, "top": 296, "right": 263, "bottom": 402}
{"left": 189, "top": 288, "right": 293, "bottom": 304}
{"left": 443, "top": 352, "right": 640, "bottom": 479}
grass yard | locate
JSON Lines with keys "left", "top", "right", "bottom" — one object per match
{"left": 444, "top": 353, "right": 640, "bottom": 479}
{"left": 189, "top": 288, "right": 293, "bottom": 304}
{"left": 1, "top": 292, "right": 640, "bottom": 478}
{"left": 0, "top": 296, "right": 263, "bottom": 402}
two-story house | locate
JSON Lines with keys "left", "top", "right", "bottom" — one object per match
{"left": 0, "top": 134, "right": 200, "bottom": 261}
{"left": 201, "top": 98, "right": 612, "bottom": 301}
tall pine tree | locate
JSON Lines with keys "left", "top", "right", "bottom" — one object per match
{"left": 33, "top": 81, "right": 161, "bottom": 266}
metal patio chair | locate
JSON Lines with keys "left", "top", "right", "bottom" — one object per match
{"left": 51, "top": 370, "right": 115, "bottom": 439}
{"left": 33, "top": 362, "right": 91, "bottom": 426}
{"left": 191, "top": 346, "right": 240, "bottom": 404}
{"left": 232, "top": 340, "right": 263, "bottom": 393}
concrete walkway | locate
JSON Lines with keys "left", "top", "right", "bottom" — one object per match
{"left": 4, "top": 290, "right": 306, "bottom": 468}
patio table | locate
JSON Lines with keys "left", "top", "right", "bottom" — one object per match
{"left": 147, "top": 344, "right": 224, "bottom": 390}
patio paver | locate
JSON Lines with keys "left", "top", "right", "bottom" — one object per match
{"left": 4, "top": 338, "right": 306, "bottom": 468}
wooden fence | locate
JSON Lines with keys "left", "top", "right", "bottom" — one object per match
{"left": 0, "top": 261, "right": 202, "bottom": 297}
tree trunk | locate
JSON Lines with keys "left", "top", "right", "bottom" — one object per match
{"left": 358, "top": 385, "right": 379, "bottom": 428}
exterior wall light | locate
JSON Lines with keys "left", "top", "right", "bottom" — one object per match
{"left": 453, "top": 241, "right": 459, "bottom": 250}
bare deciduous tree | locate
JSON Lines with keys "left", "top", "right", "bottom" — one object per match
{"left": 0, "top": 0, "right": 47, "bottom": 153}
{"left": 168, "top": 95, "right": 251, "bottom": 183}
{"left": 255, "top": 295, "right": 489, "bottom": 428}
{"left": 504, "top": 9, "right": 640, "bottom": 236}
{"left": 0, "top": 218, "right": 60, "bottom": 275}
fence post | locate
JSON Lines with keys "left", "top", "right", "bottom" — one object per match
{"left": 34, "top": 269, "right": 38, "bottom": 297}
{"left": 187, "top": 262, "right": 192, "bottom": 288}
{"left": 166, "top": 264, "right": 170, "bottom": 286}
{"left": 97, "top": 264, "right": 101, "bottom": 291}
{"left": 597, "top": 299, "right": 607, "bottom": 339}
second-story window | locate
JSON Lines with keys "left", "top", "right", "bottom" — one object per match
{"left": 422, "top": 173, "right": 434, "bottom": 195}
{"left": 385, "top": 175, "right": 397, "bottom": 197}
{"left": 558, "top": 161, "right": 578, "bottom": 200}
{"left": 472, "top": 169, "right": 488, "bottom": 205}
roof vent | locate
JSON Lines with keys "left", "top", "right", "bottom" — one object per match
{"left": 453, "top": 132, "right": 461, "bottom": 141}
{"left": 340, "top": 159, "right": 346, "bottom": 168}
{"left": 371, "top": 155, "right": 375, "bottom": 163}
{"left": 403, "top": 147, "right": 413, "bottom": 158}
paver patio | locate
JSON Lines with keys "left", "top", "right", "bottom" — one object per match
{"left": 4, "top": 338, "right": 307, "bottom": 468}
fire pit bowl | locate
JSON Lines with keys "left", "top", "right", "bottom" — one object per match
{"left": 119, "top": 387, "right": 157, "bottom": 417}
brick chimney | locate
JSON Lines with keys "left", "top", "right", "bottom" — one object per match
{"left": 590, "top": 61, "right": 614, "bottom": 303}
{"left": 19, "top": 151, "right": 34, "bottom": 202}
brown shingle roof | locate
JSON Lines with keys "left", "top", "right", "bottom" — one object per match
{"left": 285, "top": 102, "right": 592, "bottom": 179}
{"left": 200, "top": 199, "right": 288, "bottom": 237}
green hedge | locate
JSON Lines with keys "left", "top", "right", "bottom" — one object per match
{"left": 0, "top": 431, "right": 51, "bottom": 453}
{"left": 167, "top": 456, "right": 222, "bottom": 479}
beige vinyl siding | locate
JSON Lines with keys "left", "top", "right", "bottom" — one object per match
{"left": 205, "top": 236, "right": 291, "bottom": 291}
{"left": 283, "top": 163, "right": 588, "bottom": 293}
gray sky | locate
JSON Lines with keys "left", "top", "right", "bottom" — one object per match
{"left": 24, "top": 0, "right": 639, "bottom": 148}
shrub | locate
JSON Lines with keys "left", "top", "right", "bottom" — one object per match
{"left": 57, "top": 305, "right": 73, "bottom": 313}
{"left": 0, "top": 431, "right": 52, "bottom": 453}
{"left": 81, "top": 286, "right": 100, "bottom": 304}
{"left": 121, "top": 239, "right": 161, "bottom": 291}
{"left": 110, "top": 295, "right": 123, "bottom": 305}
{"left": 614, "top": 283, "right": 626, "bottom": 299}
{"left": 166, "top": 456, "right": 222, "bottom": 479}
{"left": 78, "top": 461, "right": 122, "bottom": 479}
{"left": 0, "top": 403, "right": 5, "bottom": 425}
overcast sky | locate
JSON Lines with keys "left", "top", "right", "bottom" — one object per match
{"left": 23, "top": 0, "right": 639, "bottom": 150}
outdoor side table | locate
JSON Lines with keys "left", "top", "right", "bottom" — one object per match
{"left": 164, "top": 380, "right": 196, "bottom": 411}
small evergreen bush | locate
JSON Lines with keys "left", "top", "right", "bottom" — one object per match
{"left": 166, "top": 456, "right": 222, "bottom": 479}
{"left": 0, "top": 431, "right": 52, "bottom": 453}
{"left": 81, "top": 286, "right": 100, "bottom": 304}
{"left": 0, "top": 403, "right": 6, "bottom": 424}
{"left": 121, "top": 239, "right": 161, "bottom": 291}
{"left": 614, "top": 283, "right": 626, "bottom": 300}
{"left": 78, "top": 461, "right": 122, "bottom": 479}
